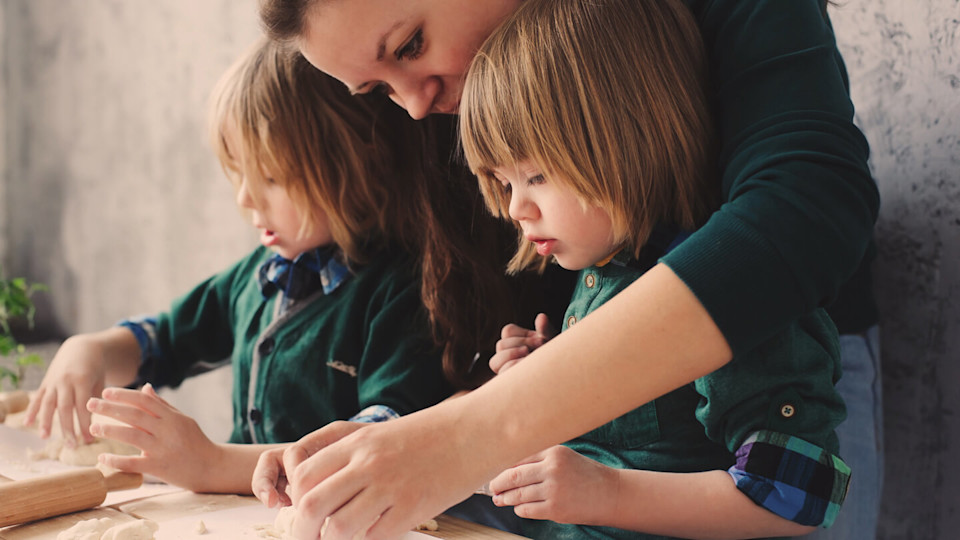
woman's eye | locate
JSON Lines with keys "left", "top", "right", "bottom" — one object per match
{"left": 370, "top": 82, "right": 392, "bottom": 96}
{"left": 396, "top": 29, "right": 424, "bottom": 61}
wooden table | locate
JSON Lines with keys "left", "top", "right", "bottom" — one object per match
{"left": 0, "top": 422, "right": 526, "bottom": 539}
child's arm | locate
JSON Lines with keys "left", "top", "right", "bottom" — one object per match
{"left": 489, "top": 313, "right": 556, "bottom": 374}
{"left": 23, "top": 327, "right": 142, "bottom": 446}
{"left": 88, "top": 384, "right": 282, "bottom": 494}
{"left": 489, "top": 445, "right": 814, "bottom": 539}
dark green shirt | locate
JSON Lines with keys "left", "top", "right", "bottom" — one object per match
{"left": 146, "top": 246, "right": 452, "bottom": 444}
{"left": 522, "top": 253, "right": 846, "bottom": 540}
{"left": 664, "top": 0, "right": 880, "bottom": 353}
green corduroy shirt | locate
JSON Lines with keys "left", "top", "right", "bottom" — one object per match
{"left": 150, "top": 245, "right": 452, "bottom": 444}
{"left": 522, "top": 253, "right": 847, "bottom": 540}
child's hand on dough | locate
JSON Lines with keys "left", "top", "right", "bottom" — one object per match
{"left": 87, "top": 384, "right": 222, "bottom": 491}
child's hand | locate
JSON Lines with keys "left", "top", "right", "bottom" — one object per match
{"left": 23, "top": 335, "right": 108, "bottom": 446}
{"left": 87, "top": 384, "right": 220, "bottom": 492}
{"left": 489, "top": 313, "right": 556, "bottom": 374}
{"left": 489, "top": 445, "right": 618, "bottom": 526}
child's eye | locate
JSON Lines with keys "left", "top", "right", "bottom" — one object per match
{"left": 396, "top": 29, "right": 424, "bottom": 61}
{"left": 527, "top": 174, "right": 545, "bottom": 186}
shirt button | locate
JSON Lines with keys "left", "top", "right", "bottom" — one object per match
{"left": 258, "top": 337, "right": 275, "bottom": 356}
{"left": 249, "top": 408, "right": 262, "bottom": 424}
{"left": 567, "top": 315, "right": 577, "bottom": 327}
{"left": 780, "top": 404, "right": 796, "bottom": 418}
{"left": 584, "top": 274, "right": 596, "bottom": 288}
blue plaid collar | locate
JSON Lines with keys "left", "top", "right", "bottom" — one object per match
{"left": 257, "top": 247, "right": 352, "bottom": 300}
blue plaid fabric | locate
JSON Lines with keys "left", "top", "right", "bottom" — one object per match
{"left": 350, "top": 404, "right": 401, "bottom": 423}
{"left": 728, "top": 430, "right": 851, "bottom": 528}
{"left": 257, "top": 246, "right": 351, "bottom": 300}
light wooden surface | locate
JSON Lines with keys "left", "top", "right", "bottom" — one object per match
{"left": 0, "top": 398, "right": 529, "bottom": 539}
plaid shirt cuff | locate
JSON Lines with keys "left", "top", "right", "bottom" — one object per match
{"left": 350, "top": 405, "right": 401, "bottom": 423}
{"left": 117, "top": 316, "right": 162, "bottom": 367}
{"left": 727, "top": 430, "right": 851, "bottom": 528}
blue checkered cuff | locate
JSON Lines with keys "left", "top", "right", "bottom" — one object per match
{"left": 350, "top": 404, "right": 401, "bottom": 423}
{"left": 117, "top": 316, "right": 162, "bottom": 367}
{"left": 728, "top": 430, "right": 851, "bottom": 528}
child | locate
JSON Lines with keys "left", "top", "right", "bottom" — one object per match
{"left": 22, "top": 37, "right": 452, "bottom": 493}
{"left": 460, "top": 0, "right": 851, "bottom": 538}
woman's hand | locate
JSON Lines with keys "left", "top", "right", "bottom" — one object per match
{"left": 489, "top": 313, "right": 556, "bottom": 374}
{"left": 251, "top": 421, "right": 367, "bottom": 509}
{"left": 489, "top": 445, "right": 618, "bottom": 526}
{"left": 87, "top": 384, "right": 222, "bottom": 492}
{"left": 251, "top": 413, "right": 488, "bottom": 540}
{"left": 23, "top": 335, "right": 109, "bottom": 446}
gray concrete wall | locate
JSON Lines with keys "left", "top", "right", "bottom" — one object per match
{"left": 832, "top": 1, "right": 960, "bottom": 537}
{"left": 1, "top": 1, "right": 958, "bottom": 537}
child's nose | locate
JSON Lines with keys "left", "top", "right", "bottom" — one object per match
{"left": 236, "top": 180, "right": 254, "bottom": 209}
{"left": 508, "top": 192, "right": 536, "bottom": 222}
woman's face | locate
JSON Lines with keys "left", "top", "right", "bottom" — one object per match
{"left": 299, "top": 0, "right": 521, "bottom": 119}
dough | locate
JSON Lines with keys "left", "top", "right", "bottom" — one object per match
{"left": 100, "top": 519, "right": 159, "bottom": 540}
{"left": 56, "top": 518, "right": 115, "bottom": 540}
{"left": 273, "top": 506, "right": 438, "bottom": 539}
{"left": 30, "top": 437, "right": 139, "bottom": 467}
{"left": 56, "top": 518, "right": 158, "bottom": 540}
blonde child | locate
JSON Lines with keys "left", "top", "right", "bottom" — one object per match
{"left": 460, "top": 0, "right": 851, "bottom": 538}
{"left": 22, "top": 38, "right": 452, "bottom": 493}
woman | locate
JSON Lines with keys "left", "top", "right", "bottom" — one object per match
{"left": 253, "top": 1, "right": 881, "bottom": 539}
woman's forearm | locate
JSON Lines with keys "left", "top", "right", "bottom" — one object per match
{"left": 449, "top": 263, "right": 732, "bottom": 479}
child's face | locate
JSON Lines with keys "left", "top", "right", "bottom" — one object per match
{"left": 236, "top": 176, "right": 333, "bottom": 260}
{"left": 298, "top": 0, "right": 521, "bottom": 119}
{"left": 494, "top": 160, "right": 617, "bottom": 271}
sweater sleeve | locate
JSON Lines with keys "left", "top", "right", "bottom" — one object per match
{"left": 144, "top": 249, "right": 266, "bottom": 388}
{"left": 663, "top": 0, "right": 880, "bottom": 354}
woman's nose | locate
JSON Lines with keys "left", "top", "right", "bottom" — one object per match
{"left": 393, "top": 75, "right": 442, "bottom": 120}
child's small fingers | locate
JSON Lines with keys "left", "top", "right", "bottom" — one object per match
{"left": 534, "top": 313, "right": 557, "bottom": 339}
{"left": 90, "top": 422, "right": 153, "bottom": 450}
{"left": 512, "top": 500, "right": 550, "bottom": 520}
{"left": 493, "top": 483, "right": 544, "bottom": 509}
{"left": 496, "top": 359, "right": 520, "bottom": 374}
{"left": 489, "top": 461, "right": 544, "bottom": 495}
{"left": 489, "top": 348, "right": 526, "bottom": 374}
{"left": 75, "top": 399, "right": 96, "bottom": 445}
{"left": 57, "top": 387, "right": 78, "bottom": 448}
{"left": 35, "top": 389, "right": 58, "bottom": 438}
{"left": 100, "top": 387, "right": 164, "bottom": 418}
{"left": 500, "top": 323, "right": 534, "bottom": 340}
{"left": 88, "top": 399, "right": 157, "bottom": 434}
{"left": 22, "top": 387, "right": 45, "bottom": 426}
{"left": 99, "top": 453, "right": 149, "bottom": 475}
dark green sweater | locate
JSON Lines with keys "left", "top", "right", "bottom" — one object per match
{"left": 665, "top": 0, "right": 879, "bottom": 354}
{"left": 148, "top": 246, "right": 452, "bottom": 444}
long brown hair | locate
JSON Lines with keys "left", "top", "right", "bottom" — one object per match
{"left": 212, "top": 38, "right": 521, "bottom": 389}
{"left": 460, "top": 0, "right": 718, "bottom": 273}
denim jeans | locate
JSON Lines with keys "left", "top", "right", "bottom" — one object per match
{"left": 802, "top": 325, "right": 883, "bottom": 540}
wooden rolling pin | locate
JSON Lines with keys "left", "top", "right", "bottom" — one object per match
{"left": 0, "top": 468, "right": 143, "bottom": 527}
{"left": 0, "top": 390, "right": 29, "bottom": 422}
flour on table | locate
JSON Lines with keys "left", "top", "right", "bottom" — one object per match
{"left": 56, "top": 517, "right": 158, "bottom": 540}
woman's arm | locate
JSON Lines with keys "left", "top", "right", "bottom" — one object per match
{"left": 255, "top": 264, "right": 733, "bottom": 540}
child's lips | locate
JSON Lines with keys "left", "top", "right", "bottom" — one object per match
{"left": 260, "top": 229, "right": 278, "bottom": 247}
{"left": 528, "top": 237, "right": 556, "bottom": 256}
